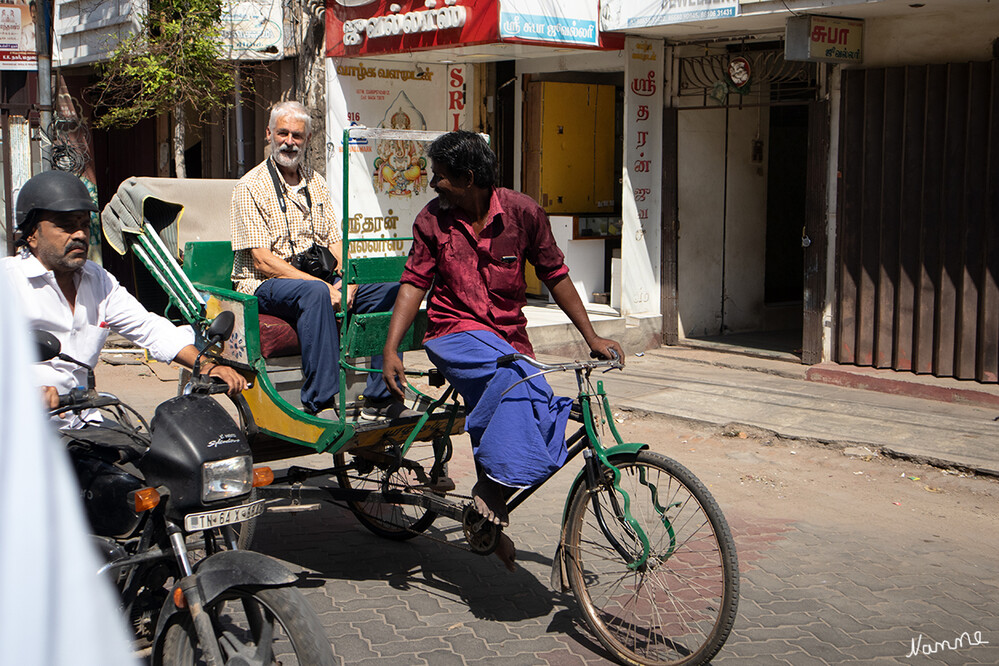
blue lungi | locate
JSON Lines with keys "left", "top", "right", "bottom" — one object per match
{"left": 424, "top": 330, "right": 573, "bottom": 488}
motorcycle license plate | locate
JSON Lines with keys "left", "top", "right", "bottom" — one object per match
{"left": 184, "top": 500, "right": 266, "bottom": 532}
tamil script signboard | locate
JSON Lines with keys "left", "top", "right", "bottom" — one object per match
{"left": 0, "top": 2, "right": 37, "bottom": 69}
{"left": 327, "top": 0, "right": 621, "bottom": 57}
{"left": 221, "top": 0, "right": 283, "bottom": 60}
{"left": 601, "top": 0, "right": 739, "bottom": 30}
{"left": 498, "top": 0, "right": 599, "bottom": 47}
{"left": 785, "top": 14, "right": 864, "bottom": 64}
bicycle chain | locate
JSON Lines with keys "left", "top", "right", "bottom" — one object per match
{"left": 335, "top": 471, "right": 498, "bottom": 555}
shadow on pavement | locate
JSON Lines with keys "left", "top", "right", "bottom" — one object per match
{"left": 251, "top": 500, "right": 566, "bottom": 624}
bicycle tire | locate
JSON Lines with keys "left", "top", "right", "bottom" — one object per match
{"left": 564, "top": 451, "right": 739, "bottom": 666}
{"left": 334, "top": 442, "right": 439, "bottom": 540}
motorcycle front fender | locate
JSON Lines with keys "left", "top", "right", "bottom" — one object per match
{"left": 150, "top": 550, "right": 299, "bottom": 664}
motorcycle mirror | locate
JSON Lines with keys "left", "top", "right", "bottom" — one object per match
{"left": 206, "top": 311, "right": 235, "bottom": 343}
{"left": 33, "top": 330, "right": 97, "bottom": 391}
{"left": 34, "top": 330, "right": 62, "bottom": 362}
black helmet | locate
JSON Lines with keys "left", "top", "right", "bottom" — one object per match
{"left": 15, "top": 170, "right": 98, "bottom": 234}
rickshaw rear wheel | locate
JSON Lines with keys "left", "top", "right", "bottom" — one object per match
{"left": 334, "top": 442, "right": 438, "bottom": 540}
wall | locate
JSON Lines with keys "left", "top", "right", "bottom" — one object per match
{"left": 860, "top": 6, "right": 998, "bottom": 68}
{"left": 550, "top": 216, "right": 605, "bottom": 304}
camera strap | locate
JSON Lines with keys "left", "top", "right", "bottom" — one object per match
{"left": 267, "top": 156, "right": 314, "bottom": 256}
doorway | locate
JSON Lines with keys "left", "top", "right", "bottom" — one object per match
{"left": 667, "top": 46, "right": 821, "bottom": 361}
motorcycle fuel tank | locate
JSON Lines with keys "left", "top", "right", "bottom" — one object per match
{"left": 70, "top": 451, "right": 145, "bottom": 538}
{"left": 141, "top": 394, "right": 252, "bottom": 518}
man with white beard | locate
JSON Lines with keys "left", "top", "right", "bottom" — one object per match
{"left": 231, "top": 101, "right": 411, "bottom": 419}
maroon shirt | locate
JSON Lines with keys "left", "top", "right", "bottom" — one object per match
{"left": 401, "top": 187, "right": 569, "bottom": 356}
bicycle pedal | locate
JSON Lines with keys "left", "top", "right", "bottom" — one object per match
{"left": 428, "top": 475, "right": 456, "bottom": 492}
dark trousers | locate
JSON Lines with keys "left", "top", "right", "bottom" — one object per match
{"left": 255, "top": 278, "right": 399, "bottom": 413}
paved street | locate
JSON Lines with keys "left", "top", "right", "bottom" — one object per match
{"left": 248, "top": 421, "right": 999, "bottom": 665}
{"left": 97, "top": 359, "right": 999, "bottom": 665}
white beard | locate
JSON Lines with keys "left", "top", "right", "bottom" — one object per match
{"left": 273, "top": 145, "right": 303, "bottom": 170}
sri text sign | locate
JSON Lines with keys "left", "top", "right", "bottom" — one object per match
{"left": 499, "top": 0, "right": 599, "bottom": 47}
{"left": 785, "top": 15, "right": 863, "bottom": 64}
{"left": 326, "top": 0, "right": 496, "bottom": 58}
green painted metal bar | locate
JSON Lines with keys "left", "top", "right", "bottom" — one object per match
{"left": 132, "top": 243, "right": 201, "bottom": 323}
{"left": 143, "top": 225, "right": 204, "bottom": 306}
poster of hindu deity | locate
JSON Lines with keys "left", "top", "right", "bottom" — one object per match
{"left": 371, "top": 92, "right": 429, "bottom": 198}
{"left": 327, "top": 60, "right": 472, "bottom": 258}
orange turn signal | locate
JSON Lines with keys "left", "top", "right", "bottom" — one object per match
{"left": 173, "top": 586, "right": 186, "bottom": 608}
{"left": 252, "top": 467, "right": 274, "bottom": 487}
{"left": 134, "top": 487, "right": 161, "bottom": 512}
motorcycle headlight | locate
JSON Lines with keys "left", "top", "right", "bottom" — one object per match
{"left": 201, "top": 456, "right": 253, "bottom": 502}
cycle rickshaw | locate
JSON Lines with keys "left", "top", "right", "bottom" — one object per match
{"left": 101, "top": 126, "right": 739, "bottom": 665}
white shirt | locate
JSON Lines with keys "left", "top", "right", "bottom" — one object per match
{"left": 1, "top": 249, "right": 193, "bottom": 427}
{"left": 0, "top": 272, "right": 138, "bottom": 666}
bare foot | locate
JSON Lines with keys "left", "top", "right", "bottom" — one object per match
{"left": 494, "top": 532, "right": 516, "bottom": 572}
{"left": 472, "top": 479, "right": 510, "bottom": 527}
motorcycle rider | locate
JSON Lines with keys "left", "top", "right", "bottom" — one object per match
{"left": 1, "top": 170, "right": 247, "bottom": 427}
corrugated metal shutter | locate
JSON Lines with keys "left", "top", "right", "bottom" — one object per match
{"left": 836, "top": 62, "right": 999, "bottom": 382}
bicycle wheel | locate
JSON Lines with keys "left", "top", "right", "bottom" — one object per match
{"left": 159, "top": 585, "right": 334, "bottom": 665}
{"left": 564, "top": 451, "right": 739, "bottom": 666}
{"left": 334, "top": 441, "right": 439, "bottom": 540}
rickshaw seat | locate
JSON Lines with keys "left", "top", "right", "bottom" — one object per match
{"left": 183, "top": 241, "right": 300, "bottom": 358}
{"left": 259, "top": 315, "right": 300, "bottom": 358}
{"left": 182, "top": 240, "right": 428, "bottom": 361}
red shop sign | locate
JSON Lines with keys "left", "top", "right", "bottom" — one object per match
{"left": 326, "top": 0, "right": 500, "bottom": 58}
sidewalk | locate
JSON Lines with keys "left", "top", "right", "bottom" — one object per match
{"left": 104, "top": 308, "right": 999, "bottom": 477}
{"left": 536, "top": 342, "right": 999, "bottom": 477}
{"left": 519, "top": 305, "right": 999, "bottom": 477}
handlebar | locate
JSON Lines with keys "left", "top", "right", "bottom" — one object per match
{"left": 496, "top": 350, "right": 623, "bottom": 373}
{"left": 51, "top": 389, "right": 121, "bottom": 415}
{"left": 183, "top": 375, "right": 248, "bottom": 396}
{"left": 496, "top": 351, "right": 623, "bottom": 397}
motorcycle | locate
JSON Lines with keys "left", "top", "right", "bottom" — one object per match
{"left": 36, "top": 311, "right": 334, "bottom": 665}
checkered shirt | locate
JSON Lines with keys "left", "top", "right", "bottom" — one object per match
{"left": 230, "top": 156, "right": 340, "bottom": 295}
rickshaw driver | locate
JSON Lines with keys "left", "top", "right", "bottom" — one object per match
{"left": 381, "top": 131, "right": 624, "bottom": 571}
{"left": 231, "top": 101, "right": 415, "bottom": 419}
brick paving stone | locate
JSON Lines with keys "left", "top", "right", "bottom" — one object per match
{"left": 418, "top": 649, "right": 467, "bottom": 665}
{"left": 721, "top": 637, "right": 798, "bottom": 658}
{"left": 442, "top": 631, "right": 500, "bottom": 658}
{"left": 466, "top": 655, "right": 543, "bottom": 665}
{"left": 329, "top": 631, "right": 379, "bottom": 661}
{"left": 785, "top": 634, "right": 849, "bottom": 660}
{"left": 774, "top": 656, "right": 830, "bottom": 666}
{"left": 842, "top": 639, "right": 915, "bottom": 662}
{"left": 819, "top": 614, "right": 877, "bottom": 633}
{"left": 377, "top": 605, "right": 424, "bottom": 631}
{"left": 727, "top": 623, "right": 822, "bottom": 643}
{"left": 371, "top": 636, "right": 450, "bottom": 658}
{"left": 351, "top": 657, "right": 425, "bottom": 666}
{"left": 750, "top": 610, "right": 821, "bottom": 629}
{"left": 534, "top": 650, "right": 587, "bottom": 666}
{"left": 757, "top": 599, "right": 828, "bottom": 615}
